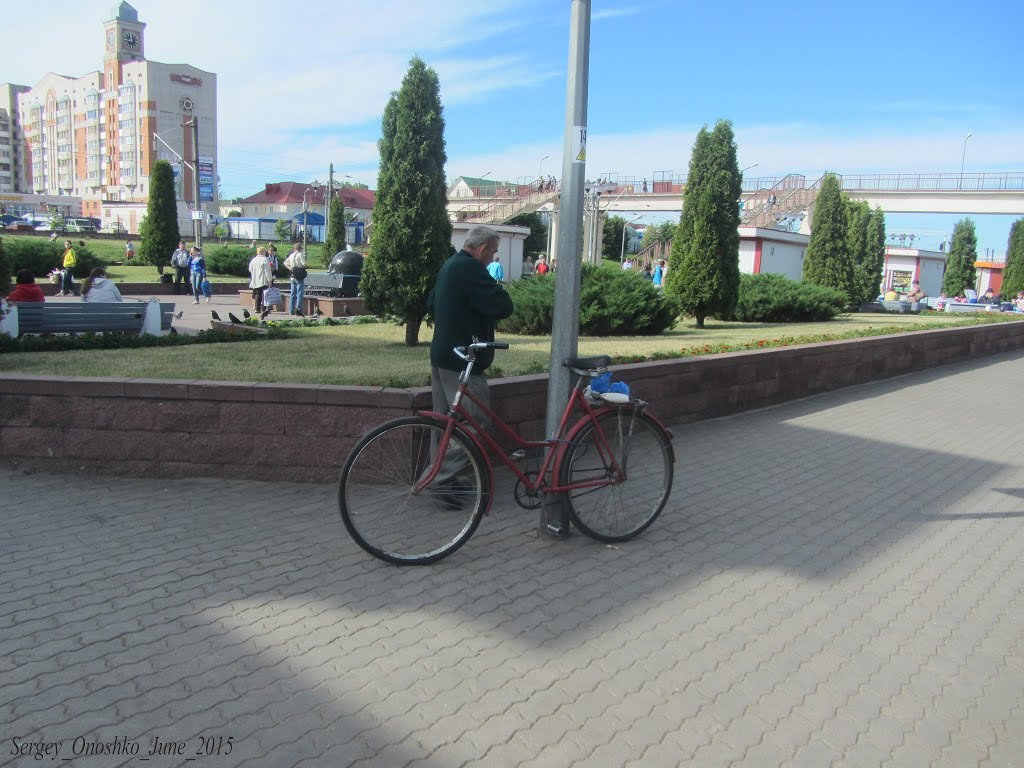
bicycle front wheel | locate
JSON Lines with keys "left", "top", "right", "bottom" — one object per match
{"left": 560, "top": 409, "right": 673, "bottom": 542}
{"left": 339, "top": 416, "right": 489, "bottom": 565}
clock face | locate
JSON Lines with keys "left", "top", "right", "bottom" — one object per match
{"left": 106, "top": 30, "right": 115, "bottom": 49}
{"left": 123, "top": 31, "right": 139, "bottom": 50}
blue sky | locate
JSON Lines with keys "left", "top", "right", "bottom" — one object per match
{"left": 6, "top": 1, "right": 1023, "bottom": 253}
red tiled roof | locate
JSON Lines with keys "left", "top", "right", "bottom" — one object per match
{"left": 240, "top": 182, "right": 375, "bottom": 209}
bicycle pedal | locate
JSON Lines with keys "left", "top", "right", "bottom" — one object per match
{"left": 510, "top": 449, "right": 527, "bottom": 462}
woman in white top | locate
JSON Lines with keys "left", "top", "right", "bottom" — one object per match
{"left": 81, "top": 267, "right": 123, "bottom": 303}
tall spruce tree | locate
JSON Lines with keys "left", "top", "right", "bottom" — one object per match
{"left": 846, "top": 200, "right": 886, "bottom": 305}
{"left": 360, "top": 57, "right": 452, "bottom": 346}
{"left": 846, "top": 199, "right": 871, "bottom": 305}
{"left": 802, "top": 174, "right": 854, "bottom": 302}
{"left": 665, "top": 119, "right": 741, "bottom": 327}
{"left": 865, "top": 207, "right": 887, "bottom": 300}
{"left": 323, "top": 195, "right": 347, "bottom": 263}
{"left": 139, "top": 160, "right": 180, "bottom": 274}
{"left": 999, "top": 218, "right": 1024, "bottom": 297}
{"left": 942, "top": 218, "right": 978, "bottom": 296}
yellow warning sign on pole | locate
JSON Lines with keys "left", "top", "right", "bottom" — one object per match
{"left": 572, "top": 125, "right": 587, "bottom": 164}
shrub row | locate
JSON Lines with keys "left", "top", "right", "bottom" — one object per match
{"left": 1, "top": 238, "right": 102, "bottom": 281}
{"left": 0, "top": 326, "right": 288, "bottom": 354}
{"left": 498, "top": 264, "right": 681, "bottom": 336}
{"left": 719, "top": 273, "right": 846, "bottom": 323}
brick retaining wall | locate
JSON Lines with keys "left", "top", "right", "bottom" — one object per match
{"left": 2, "top": 321, "right": 1022, "bottom": 483}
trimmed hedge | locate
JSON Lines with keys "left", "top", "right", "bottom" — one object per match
{"left": 498, "top": 264, "right": 680, "bottom": 336}
{"left": 0, "top": 237, "right": 10, "bottom": 295}
{"left": 0, "top": 326, "right": 288, "bottom": 354}
{"left": 719, "top": 273, "right": 845, "bottom": 323}
{"left": 204, "top": 244, "right": 285, "bottom": 279}
{"left": 2, "top": 238, "right": 102, "bottom": 280}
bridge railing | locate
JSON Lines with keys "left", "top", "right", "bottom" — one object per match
{"left": 836, "top": 172, "right": 1024, "bottom": 192}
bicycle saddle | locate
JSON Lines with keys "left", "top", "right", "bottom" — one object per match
{"left": 563, "top": 355, "right": 611, "bottom": 370}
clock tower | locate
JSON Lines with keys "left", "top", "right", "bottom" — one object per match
{"left": 103, "top": 1, "right": 146, "bottom": 62}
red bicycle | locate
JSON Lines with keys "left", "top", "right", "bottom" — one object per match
{"left": 338, "top": 341, "right": 675, "bottom": 565}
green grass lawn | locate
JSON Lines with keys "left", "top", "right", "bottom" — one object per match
{"left": 0, "top": 312, "right": 1013, "bottom": 388}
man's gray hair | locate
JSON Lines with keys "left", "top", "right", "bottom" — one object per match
{"left": 464, "top": 225, "right": 500, "bottom": 250}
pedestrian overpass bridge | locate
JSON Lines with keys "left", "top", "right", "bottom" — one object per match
{"left": 448, "top": 171, "right": 1024, "bottom": 227}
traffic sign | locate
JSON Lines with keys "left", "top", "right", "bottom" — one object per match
{"left": 187, "top": 202, "right": 195, "bottom": 211}
{"left": 191, "top": 211, "right": 205, "bottom": 220}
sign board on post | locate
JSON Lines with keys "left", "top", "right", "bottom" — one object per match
{"left": 191, "top": 211, "right": 205, "bottom": 220}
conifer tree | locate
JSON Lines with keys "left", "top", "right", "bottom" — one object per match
{"left": 999, "top": 218, "right": 1024, "bottom": 297}
{"left": 802, "top": 174, "right": 854, "bottom": 302}
{"left": 323, "top": 195, "right": 347, "bottom": 264}
{"left": 846, "top": 199, "right": 871, "bottom": 305}
{"left": 941, "top": 218, "right": 978, "bottom": 296}
{"left": 865, "top": 207, "right": 887, "bottom": 300}
{"left": 360, "top": 57, "right": 452, "bottom": 346}
{"left": 665, "top": 119, "right": 741, "bottom": 327}
{"left": 139, "top": 160, "right": 180, "bottom": 274}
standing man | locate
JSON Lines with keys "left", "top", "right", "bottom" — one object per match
{"left": 170, "top": 240, "right": 191, "bottom": 295}
{"left": 427, "top": 226, "right": 513, "bottom": 492}
{"left": 486, "top": 253, "right": 505, "bottom": 283}
{"left": 283, "top": 242, "right": 307, "bottom": 316}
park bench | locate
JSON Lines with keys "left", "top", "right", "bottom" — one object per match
{"left": 943, "top": 302, "right": 1001, "bottom": 313}
{"left": 0, "top": 299, "right": 175, "bottom": 337}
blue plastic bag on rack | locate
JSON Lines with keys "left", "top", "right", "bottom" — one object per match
{"left": 589, "top": 372, "right": 630, "bottom": 398}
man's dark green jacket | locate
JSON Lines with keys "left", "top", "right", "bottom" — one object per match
{"left": 428, "top": 250, "right": 513, "bottom": 373}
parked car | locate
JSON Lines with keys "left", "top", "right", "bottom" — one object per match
{"left": 4, "top": 222, "right": 34, "bottom": 232}
{"left": 34, "top": 223, "right": 52, "bottom": 232}
{"left": 66, "top": 218, "right": 96, "bottom": 233}
{"left": 107, "top": 221, "right": 128, "bottom": 235}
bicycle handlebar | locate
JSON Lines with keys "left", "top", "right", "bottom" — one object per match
{"left": 453, "top": 341, "right": 509, "bottom": 361}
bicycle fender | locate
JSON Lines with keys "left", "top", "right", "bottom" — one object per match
{"left": 416, "top": 410, "right": 497, "bottom": 514}
{"left": 552, "top": 406, "right": 676, "bottom": 480}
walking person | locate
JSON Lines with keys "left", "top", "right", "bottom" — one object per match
{"left": 189, "top": 247, "right": 207, "bottom": 304}
{"left": 426, "top": 226, "right": 514, "bottom": 497}
{"left": 170, "top": 240, "right": 191, "bottom": 295}
{"left": 486, "top": 253, "right": 505, "bottom": 283}
{"left": 57, "top": 240, "right": 76, "bottom": 296}
{"left": 283, "top": 242, "right": 307, "bottom": 315}
{"left": 125, "top": 239, "right": 135, "bottom": 261}
{"left": 248, "top": 247, "right": 273, "bottom": 313}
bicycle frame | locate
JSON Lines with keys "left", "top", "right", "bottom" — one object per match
{"left": 412, "top": 358, "right": 651, "bottom": 510}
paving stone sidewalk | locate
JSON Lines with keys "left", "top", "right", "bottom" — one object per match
{"left": 1, "top": 351, "right": 1022, "bottom": 767}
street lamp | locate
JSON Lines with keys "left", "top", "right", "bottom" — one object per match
{"left": 959, "top": 132, "right": 973, "bottom": 190}
{"left": 620, "top": 214, "right": 643, "bottom": 263}
{"left": 303, "top": 180, "right": 320, "bottom": 256}
{"left": 741, "top": 163, "right": 758, "bottom": 174}
{"left": 539, "top": 155, "right": 550, "bottom": 183}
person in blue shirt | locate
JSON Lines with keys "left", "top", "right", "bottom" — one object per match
{"left": 189, "top": 247, "right": 207, "bottom": 304}
{"left": 486, "top": 254, "right": 505, "bottom": 283}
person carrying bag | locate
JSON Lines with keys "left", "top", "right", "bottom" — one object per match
{"left": 284, "top": 244, "right": 308, "bottom": 316}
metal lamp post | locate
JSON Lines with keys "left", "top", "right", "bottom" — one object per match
{"left": 539, "top": 155, "right": 550, "bottom": 184}
{"left": 302, "top": 180, "right": 319, "bottom": 256}
{"left": 959, "top": 132, "right": 973, "bottom": 190}
{"left": 619, "top": 214, "right": 642, "bottom": 263}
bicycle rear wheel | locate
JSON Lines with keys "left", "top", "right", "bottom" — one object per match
{"left": 339, "top": 416, "right": 489, "bottom": 565}
{"left": 560, "top": 409, "right": 673, "bottom": 542}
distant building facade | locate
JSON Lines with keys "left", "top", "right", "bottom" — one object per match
{"left": 4, "top": 2, "right": 217, "bottom": 224}
{"left": 237, "top": 182, "right": 376, "bottom": 243}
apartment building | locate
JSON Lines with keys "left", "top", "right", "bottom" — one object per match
{"left": 7, "top": 2, "right": 217, "bottom": 221}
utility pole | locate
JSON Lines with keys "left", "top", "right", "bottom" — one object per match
{"left": 187, "top": 118, "right": 202, "bottom": 248}
{"left": 540, "top": 0, "right": 591, "bottom": 539}
{"left": 326, "top": 162, "right": 333, "bottom": 239}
